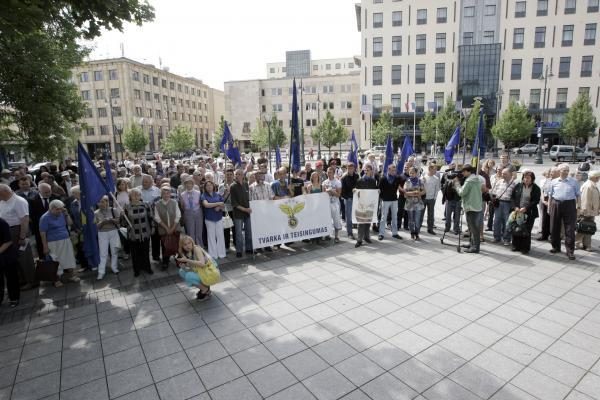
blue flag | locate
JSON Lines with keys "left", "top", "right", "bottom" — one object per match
{"left": 290, "top": 78, "right": 301, "bottom": 173}
{"left": 397, "top": 135, "right": 414, "bottom": 174}
{"left": 383, "top": 135, "right": 394, "bottom": 176}
{"left": 347, "top": 130, "right": 358, "bottom": 167}
{"left": 444, "top": 125, "right": 461, "bottom": 164}
{"left": 104, "top": 155, "right": 115, "bottom": 194}
{"left": 471, "top": 109, "right": 485, "bottom": 168}
{"left": 275, "top": 145, "right": 282, "bottom": 169}
{"left": 77, "top": 142, "right": 110, "bottom": 269}
{"left": 222, "top": 121, "right": 242, "bottom": 167}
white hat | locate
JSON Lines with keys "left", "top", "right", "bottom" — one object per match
{"left": 61, "top": 171, "right": 70, "bottom": 177}
{"left": 589, "top": 170, "right": 600, "bottom": 178}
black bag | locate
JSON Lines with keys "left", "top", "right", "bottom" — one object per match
{"left": 491, "top": 197, "right": 500, "bottom": 208}
{"left": 35, "top": 257, "right": 59, "bottom": 282}
{"left": 510, "top": 222, "right": 530, "bottom": 238}
{"left": 577, "top": 219, "right": 597, "bottom": 235}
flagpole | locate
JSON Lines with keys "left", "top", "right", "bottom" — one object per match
{"left": 413, "top": 106, "right": 416, "bottom": 152}
{"left": 300, "top": 79, "right": 305, "bottom": 165}
{"left": 461, "top": 112, "right": 467, "bottom": 165}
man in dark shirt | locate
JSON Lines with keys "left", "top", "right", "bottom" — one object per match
{"left": 378, "top": 164, "right": 403, "bottom": 240}
{"left": 355, "top": 164, "right": 378, "bottom": 247}
{"left": 290, "top": 170, "right": 305, "bottom": 197}
{"left": 341, "top": 162, "right": 359, "bottom": 239}
{"left": 230, "top": 169, "right": 252, "bottom": 257}
{"left": 0, "top": 217, "right": 20, "bottom": 307}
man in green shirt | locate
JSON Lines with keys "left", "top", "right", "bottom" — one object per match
{"left": 455, "top": 164, "right": 483, "bottom": 253}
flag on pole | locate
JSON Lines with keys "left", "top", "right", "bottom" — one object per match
{"left": 444, "top": 126, "right": 462, "bottom": 164}
{"left": 221, "top": 121, "right": 242, "bottom": 167}
{"left": 383, "top": 135, "right": 394, "bottom": 176}
{"left": 104, "top": 155, "right": 115, "bottom": 194}
{"left": 471, "top": 109, "right": 486, "bottom": 168}
{"left": 77, "top": 142, "right": 110, "bottom": 269}
{"left": 290, "top": 78, "right": 301, "bottom": 173}
{"left": 347, "top": 130, "right": 358, "bottom": 167}
{"left": 275, "top": 145, "right": 282, "bottom": 169}
{"left": 397, "top": 135, "right": 414, "bottom": 174}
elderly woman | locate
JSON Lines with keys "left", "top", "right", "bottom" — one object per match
{"left": 180, "top": 176, "right": 203, "bottom": 246}
{"left": 202, "top": 181, "right": 226, "bottom": 259}
{"left": 154, "top": 185, "right": 181, "bottom": 269}
{"left": 122, "top": 188, "right": 154, "bottom": 277}
{"left": 94, "top": 195, "right": 121, "bottom": 280}
{"left": 404, "top": 166, "right": 426, "bottom": 240}
{"left": 509, "top": 170, "right": 541, "bottom": 253}
{"left": 39, "top": 200, "right": 80, "bottom": 287}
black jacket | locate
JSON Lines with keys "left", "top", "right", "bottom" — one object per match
{"left": 511, "top": 183, "right": 541, "bottom": 220}
{"left": 341, "top": 173, "right": 359, "bottom": 199}
{"left": 378, "top": 175, "right": 403, "bottom": 201}
{"left": 230, "top": 181, "right": 250, "bottom": 219}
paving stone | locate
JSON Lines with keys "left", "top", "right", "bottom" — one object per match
{"left": 263, "top": 333, "right": 308, "bottom": 359}
{"left": 0, "top": 363, "right": 18, "bottom": 389}
{"left": 219, "top": 329, "right": 260, "bottom": 354}
{"left": 176, "top": 326, "right": 216, "bottom": 349}
{"left": 546, "top": 340, "right": 600, "bottom": 370}
{"left": 156, "top": 370, "right": 205, "bottom": 400}
{"left": 247, "top": 362, "right": 298, "bottom": 398}
{"left": 449, "top": 362, "right": 506, "bottom": 399}
{"left": 529, "top": 353, "right": 586, "bottom": 387}
{"left": 149, "top": 351, "right": 193, "bottom": 382}
{"left": 11, "top": 370, "right": 60, "bottom": 400}
{"left": 169, "top": 313, "right": 205, "bottom": 334}
{"left": 340, "top": 326, "right": 383, "bottom": 352}
{"left": 99, "top": 318, "right": 135, "bottom": 339}
{"left": 115, "top": 384, "right": 160, "bottom": 400}
{"left": 363, "top": 340, "right": 411, "bottom": 370}
{"left": 196, "top": 356, "right": 243, "bottom": 390}
{"left": 388, "top": 329, "right": 432, "bottom": 356}
{"left": 361, "top": 372, "right": 418, "bottom": 400}
{"left": 232, "top": 344, "right": 277, "bottom": 374}
{"left": 136, "top": 321, "right": 174, "bottom": 343}
{"left": 106, "top": 364, "right": 154, "bottom": 399}
{"left": 415, "top": 345, "right": 467, "bottom": 376}
{"left": 282, "top": 349, "right": 329, "bottom": 381}
{"left": 104, "top": 346, "right": 146, "bottom": 375}
{"left": 62, "top": 325, "right": 101, "bottom": 349}
{"left": 63, "top": 314, "right": 98, "bottom": 334}
{"left": 208, "top": 376, "right": 261, "bottom": 400}
{"left": 250, "top": 320, "right": 289, "bottom": 342}
{"left": 15, "top": 351, "right": 61, "bottom": 383}
{"left": 25, "top": 323, "right": 63, "bottom": 345}
{"left": 574, "top": 372, "right": 600, "bottom": 400}
{"left": 303, "top": 367, "right": 355, "bottom": 400}
{"left": 423, "top": 378, "right": 482, "bottom": 400}
{"left": 470, "top": 349, "right": 524, "bottom": 381}
{"left": 141, "top": 335, "right": 183, "bottom": 361}
{"left": 101, "top": 331, "right": 140, "bottom": 356}
{"left": 338, "top": 389, "right": 371, "bottom": 400}
{"left": 62, "top": 339, "right": 103, "bottom": 368}
{"left": 207, "top": 316, "right": 246, "bottom": 338}
{"left": 511, "top": 367, "right": 572, "bottom": 400}
{"left": 391, "top": 357, "right": 444, "bottom": 393}
{"left": 336, "top": 353, "right": 385, "bottom": 386}
{"left": 266, "top": 383, "right": 317, "bottom": 400}
{"left": 61, "top": 357, "right": 105, "bottom": 391}
{"left": 489, "top": 384, "right": 539, "bottom": 400}
{"left": 60, "top": 377, "right": 108, "bottom": 400}
{"left": 186, "top": 339, "right": 228, "bottom": 367}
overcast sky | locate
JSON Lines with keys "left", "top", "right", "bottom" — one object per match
{"left": 88, "top": 0, "right": 361, "bottom": 90}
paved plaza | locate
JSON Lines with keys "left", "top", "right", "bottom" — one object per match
{"left": 1, "top": 159, "right": 600, "bottom": 400}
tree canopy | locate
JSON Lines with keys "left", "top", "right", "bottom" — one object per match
{"left": 560, "top": 93, "right": 598, "bottom": 146}
{"left": 419, "top": 97, "right": 461, "bottom": 145}
{"left": 163, "top": 126, "right": 195, "bottom": 154}
{"left": 311, "top": 111, "right": 348, "bottom": 150}
{"left": 371, "top": 111, "right": 403, "bottom": 145}
{"left": 250, "top": 114, "right": 287, "bottom": 149}
{"left": 464, "top": 99, "right": 486, "bottom": 142}
{"left": 122, "top": 123, "right": 148, "bottom": 155}
{"left": 212, "top": 115, "right": 225, "bottom": 149}
{"left": 491, "top": 100, "right": 535, "bottom": 149}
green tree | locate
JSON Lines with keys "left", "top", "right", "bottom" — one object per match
{"left": 371, "top": 110, "right": 403, "bottom": 145}
{"left": 163, "top": 125, "right": 195, "bottom": 154}
{"left": 560, "top": 93, "right": 598, "bottom": 146}
{"left": 419, "top": 97, "right": 461, "bottom": 144}
{"left": 0, "top": 0, "right": 154, "bottom": 160}
{"left": 491, "top": 100, "right": 535, "bottom": 149}
{"left": 122, "top": 123, "right": 148, "bottom": 156}
{"left": 465, "top": 99, "right": 486, "bottom": 142}
{"left": 212, "top": 115, "right": 225, "bottom": 150}
{"left": 251, "top": 114, "right": 287, "bottom": 149}
{"left": 312, "top": 111, "right": 348, "bottom": 152}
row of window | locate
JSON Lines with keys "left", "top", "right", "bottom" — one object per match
{"left": 512, "top": 24, "right": 596, "bottom": 49}
{"left": 263, "top": 84, "right": 354, "bottom": 97}
{"left": 85, "top": 126, "right": 210, "bottom": 137}
{"left": 368, "top": 32, "right": 495, "bottom": 58}
{"left": 368, "top": 7, "right": 448, "bottom": 29}
{"left": 84, "top": 106, "right": 210, "bottom": 123}
{"left": 510, "top": 56, "right": 594, "bottom": 80}
{"left": 305, "top": 118, "right": 353, "bottom": 127}
{"left": 261, "top": 101, "right": 353, "bottom": 113}
{"left": 268, "top": 63, "right": 356, "bottom": 74}
{"left": 80, "top": 89, "right": 209, "bottom": 111}
{"left": 514, "top": 0, "right": 600, "bottom": 17}
{"left": 370, "top": 63, "right": 447, "bottom": 86}
{"left": 370, "top": 93, "right": 446, "bottom": 113}
{"left": 506, "top": 87, "right": 593, "bottom": 109}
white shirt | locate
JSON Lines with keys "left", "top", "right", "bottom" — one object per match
{"left": 0, "top": 194, "right": 29, "bottom": 226}
{"left": 322, "top": 178, "right": 342, "bottom": 204}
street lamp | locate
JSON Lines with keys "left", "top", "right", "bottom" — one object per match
{"left": 535, "top": 65, "right": 553, "bottom": 164}
{"left": 493, "top": 88, "right": 503, "bottom": 157}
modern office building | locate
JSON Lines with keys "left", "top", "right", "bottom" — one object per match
{"left": 71, "top": 57, "right": 224, "bottom": 158}
{"left": 226, "top": 51, "right": 362, "bottom": 153}
{"left": 356, "top": 0, "right": 600, "bottom": 150}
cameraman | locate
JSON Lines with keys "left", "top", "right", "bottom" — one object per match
{"left": 454, "top": 165, "right": 483, "bottom": 253}
{"left": 441, "top": 163, "right": 462, "bottom": 234}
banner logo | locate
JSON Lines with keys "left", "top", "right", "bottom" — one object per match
{"left": 279, "top": 200, "right": 305, "bottom": 228}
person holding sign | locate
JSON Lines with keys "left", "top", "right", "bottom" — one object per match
{"left": 354, "top": 164, "right": 378, "bottom": 248}
{"left": 323, "top": 166, "right": 342, "bottom": 243}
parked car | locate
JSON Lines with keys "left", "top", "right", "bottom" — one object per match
{"left": 549, "top": 145, "right": 593, "bottom": 162}
{"left": 512, "top": 144, "right": 539, "bottom": 155}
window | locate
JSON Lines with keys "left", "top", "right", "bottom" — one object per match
{"left": 463, "top": 32, "right": 474, "bottom": 45}
{"left": 269, "top": 67, "right": 275, "bottom": 74}
{"left": 562, "top": 25, "right": 574, "bottom": 46}
{"left": 100, "top": 125, "right": 109, "bottom": 136}
{"left": 373, "top": 37, "right": 383, "bottom": 57}
{"left": 81, "top": 90, "right": 90, "bottom": 100}
{"left": 184, "top": 86, "right": 189, "bottom": 94}
{"left": 341, "top": 101, "right": 352, "bottom": 109}
{"left": 581, "top": 55, "right": 593, "bottom": 77}
{"left": 437, "top": 7, "right": 447, "bottom": 23}
{"left": 373, "top": 12, "right": 383, "bottom": 28}
{"left": 132, "top": 71, "right": 140, "bottom": 81}
{"left": 416, "top": 34, "right": 426, "bottom": 54}
{"left": 392, "top": 65, "right": 401, "bottom": 84}
{"left": 532, "top": 58, "right": 544, "bottom": 78}
{"left": 565, "top": 0, "right": 576, "bottom": 13}
{"left": 372, "top": 94, "right": 382, "bottom": 114}
{"left": 513, "top": 28, "right": 524, "bottom": 49}
{"left": 349, "top": 63, "right": 354, "bottom": 68}
{"left": 485, "top": 5, "right": 496, "bottom": 15}
{"left": 509, "top": 89, "right": 521, "bottom": 103}
{"left": 135, "top": 107, "right": 142, "bottom": 117}
{"left": 178, "top": 98, "right": 183, "bottom": 106}
{"left": 152, "top": 77, "right": 158, "bottom": 86}
{"left": 271, "top": 88, "right": 282, "bottom": 96}
{"left": 191, "top": 87, "right": 195, "bottom": 95}
{"left": 392, "top": 11, "right": 402, "bottom": 26}
{"left": 162, "top": 95, "right": 168, "bottom": 103}
{"left": 511, "top": 59, "right": 523, "bottom": 79}
{"left": 436, "top": 33, "right": 446, "bottom": 53}
{"left": 112, "top": 107, "right": 121, "bottom": 117}
{"left": 97, "top": 107, "right": 107, "bottom": 118}
{"left": 589, "top": 0, "right": 599, "bottom": 12}
{"left": 143, "top": 74, "right": 150, "bottom": 84}
{"left": 326, "top": 64, "right": 331, "bottom": 70}
{"left": 435, "top": 63, "right": 445, "bottom": 83}
{"left": 95, "top": 89, "right": 104, "bottom": 100}
{"left": 323, "top": 85, "right": 334, "bottom": 93}
{"left": 415, "top": 93, "right": 425, "bottom": 112}
{"left": 529, "top": 89, "right": 541, "bottom": 109}
{"left": 559, "top": 57, "right": 571, "bottom": 77}
{"left": 93, "top": 70, "right": 102, "bottom": 81}
{"left": 154, "top": 93, "right": 160, "bottom": 102}
{"left": 86, "top": 127, "right": 95, "bottom": 136}
{"left": 155, "top": 110, "right": 161, "bottom": 119}
{"left": 417, "top": 9, "right": 427, "bottom": 24}
{"left": 272, "top": 104, "right": 282, "bottom": 112}
{"left": 515, "top": 1, "right": 527, "bottom": 17}
{"left": 391, "top": 94, "right": 402, "bottom": 113}
{"left": 84, "top": 107, "right": 92, "bottom": 118}
{"left": 109, "top": 70, "right": 118, "bottom": 80}
{"left": 145, "top": 91, "right": 151, "bottom": 101}
{"left": 161, "top": 79, "right": 167, "bottom": 88}
{"left": 79, "top": 72, "right": 89, "bottom": 82}
{"left": 170, "top": 97, "right": 176, "bottom": 105}
{"left": 535, "top": 27, "right": 546, "bottom": 48}
{"left": 415, "top": 64, "right": 426, "bottom": 84}
{"left": 373, "top": 66, "right": 383, "bottom": 85}
{"left": 579, "top": 87, "right": 590, "bottom": 97}
{"left": 335, "top": 63, "right": 341, "bottom": 69}
{"left": 169, "top": 82, "right": 175, "bottom": 90}
{"left": 483, "top": 31, "right": 495, "bottom": 44}
{"left": 464, "top": 6, "right": 475, "bottom": 17}
{"left": 585, "top": 23, "right": 597, "bottom": 44}
{"left": 373, "top": 0, "right": 382, "bottom": 3}
{"left": 134, "top": 89, "right": 141, "bottom": 99}
{"left": 434, "top": 92, "right": 444, "bottom": 108}
{"left": 172, "top": 112, "right": 178, "bottom": 120}
{"left": 556, "top": 88, "right": 568, "bottom": 108}
{"left": 537, "top": 0, "right": 548, "bottom": 15}
{"left": 177, "top": 84, "right": 182, "bottom": 92}
{"left": 392, "top": 36, "right": 402, "bottom": 56}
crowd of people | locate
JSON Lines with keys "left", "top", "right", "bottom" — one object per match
{"left": 0, "top": 150, "right": 598, "bottom": 307}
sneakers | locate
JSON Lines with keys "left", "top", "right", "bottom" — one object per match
{"left": 355, "top": 241, "right": 362, "bottom": 248}
{"left": 464, "top": 248, "right": 479, "bottom": 253}
{"left": 196, "top": 288, "right": 211, "bottom": 301}
{"left": 427, "top": 230, "right": 436, "bottom": 235}
{"left": 348, "top": 234, "right": 355, "bottom": 240}
{"left": 392, "top": 234, "right": 403, "bottom": 240}
{"left": 549, "top": 248, "right": 561, "bottom": 254}
{"left": 378, "top": 235, "right": 384, "bottom": 241}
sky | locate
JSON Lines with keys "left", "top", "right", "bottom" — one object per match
{"left": 88, "top": 0, "right": 361, "bottom": 90}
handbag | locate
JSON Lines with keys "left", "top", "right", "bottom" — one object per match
{"left": 577, "top": 219, "right": 597, "bottom": 235}
{"left": 161, "top": 232, "right": 180, "bottom": 257}
{"left": 222, "top": 214, "right": 234, "bottom": 229}
{"left": 196, "top": 247, "right": 220, "bottom": 286}
{"left": 35, "top": 256, "right": 59, "bottom": 282}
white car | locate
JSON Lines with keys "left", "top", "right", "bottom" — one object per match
{"left": 512, "top": 144, "right": 539, "bottom": 155}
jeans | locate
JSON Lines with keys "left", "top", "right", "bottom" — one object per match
{"left": 344, "top": 198, "right": 353, "bottom": 235}
{"left": 465, "top": 211, "right": 481, "bottom": 251}
{"left": 493, "top": 200, "right": 512, "bottom": 242}
{"left": 397, "top": 197, "right": 408, "bottom": 230}
{"left": 445, "top": 200, "right": 462, "bottom": 233}
{"left": 234, "top": 216, "right": 253, "bottom": 253}
{"left": 379, "top": 200, "right": 398, "bottom": 236}
{"left": 407, "top": 208, "right": 423, "bottom": 234}
{"left": 422, "top": 198, "right": 436, "bottom": 230}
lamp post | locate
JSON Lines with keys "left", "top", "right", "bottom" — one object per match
{"left": 316, "top": 94, "right": 321, "bottom": 160}
{"left": 299, "top": 80, "right": 305, "bottom": 164}
{"left": 535, "top": 65, "right": 553, "bottom": 164}
{"left": 493, "top": 88, "right": 503, "bottom": 157}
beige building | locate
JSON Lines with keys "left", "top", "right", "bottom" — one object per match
{"left": 356, "top": 0, "right": 600, "bottom": 149}
{"left": 225, "top": 51, "right": 362, "bottom": 154}
{"left": 72, "top": 57, "right": 224, "bottom": 158}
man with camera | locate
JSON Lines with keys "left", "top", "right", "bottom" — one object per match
{"left": 454, "top": 165, "right": 483, "bottom": 253}
{"left": 441, "top": 163, "right": 462, "bottom": 234}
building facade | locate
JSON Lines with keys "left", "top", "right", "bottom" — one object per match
{"left": 356, "top": 0, "right": 600, "bottom": 150}
{"left": 226, "top": 52, "right": 362, "bottom": 153}
{"left": 72, "top": 58, "right": 224, "bottom": 158}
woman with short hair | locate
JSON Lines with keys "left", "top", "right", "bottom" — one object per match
{"left": 509, "top": 170, "right": 541, "bottom": 254}
{"left": 404, "top": 167, "right": 426, "bottom": 240}
{"left": 201, "top": 181, "right": 226, "bottom": 259}
{"left": 122, "top": 188, "right": 154, "bottom": 277}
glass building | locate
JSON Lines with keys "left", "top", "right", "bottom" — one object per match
{"left": 457, "top": 43, "right": 501, "bottom": 115}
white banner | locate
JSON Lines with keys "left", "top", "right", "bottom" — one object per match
{"left": 352, "top": 189, "right": 379, "bottom": 224}
{"left": 250, "top": 193, "right": 332, "bottom": 249}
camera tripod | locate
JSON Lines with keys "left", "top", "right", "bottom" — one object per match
{"left": 440, "top": 208, "right": 464, "bottom": 253}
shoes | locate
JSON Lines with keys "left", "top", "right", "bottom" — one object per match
{"left": 355, "top": 241, "right": 362, "bottom": 248}
{"left": 245, "top": 250, "right": 254, "bottom": 255}
{"left": 147, "top": 269, "right": 154, "bottom": 275}
{"left": 364, "top": 238, "right": 372, "bottom": 244}
{"left": 378, "top": 235, "right": 384, "bottom": 241}
{"left": 324, "top": 236, "right": 332, "bottom": 241}
{"left": 549, "top": 248, "right": 561, "bottom": 254}
{"left": 511, "top": 247, "right": 518, "bottom": 252}
{"left": 464, "top": 248, "right": 479, "bottom": 253}
{"left": 415, "top": 235, "right": 420, "bottom": 241}
{"left": 503, "top": 241, "right": 511, "bottom": 247}
{"left": 392, "top": 234, "right": 403, "bottom": 240}
{"left": 461, "top": 244, "right": 471, "bottom": 248}
{"left": 236, "top": 252, "right": 242, "bottom": 258}
{"left": 480, "top": 237, "right": 486, "bottom": 243}
{"left": 485, "top": 228, "right": 493, "bottom": 232}
{"left": 427, "top": 230, "right": 436, "bottom": 235}
{"left": 411, "top": 233, "right": 415, "bottom": 240}
{"left": 334, "top": 237, "right": 340, "bottom": 243}
{"left": 196, "top": 289, "right": 211, "bottom": 301}
{"left": 348, "top": 234, "right": 355, "bottom": 240}
{"left": 53, "top": 281, "right": 63, "bottom": 288}
{"left": 568, "top": 254, "right": 576, "bottom": 260}
{"left": 113, "top": 270, "right": 120, "bottom": 275}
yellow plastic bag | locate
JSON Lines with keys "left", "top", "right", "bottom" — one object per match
{"left": 194, "top": 249, "right": 221, "bottom": 286}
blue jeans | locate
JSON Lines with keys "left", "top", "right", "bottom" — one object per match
{"left": 344, "top": 198, "right": 353, "bottom": 235}
{"left": 445, "top": 200, "right": 462, "bottom": 233}
{"left": 234, "top": 216, "right": 252, "bottom": 253}
{"left": 493, "top": 200, "right": 512, "bottom": 242}
{"left": 407, "top": 208, "right": 422, "bottom": 234}
{"left": 379, "top": 200, "right": 398, "bottom": 236}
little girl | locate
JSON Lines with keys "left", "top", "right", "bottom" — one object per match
{"left": 176, "top": 235, "right": 212, "bottom": 300}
